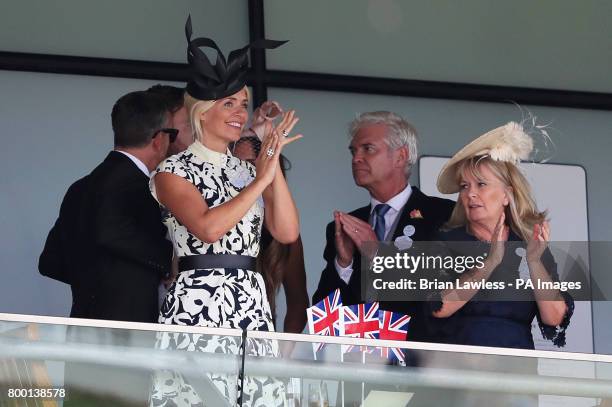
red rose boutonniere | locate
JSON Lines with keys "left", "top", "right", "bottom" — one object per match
{"left": 409, "top": 209, "right": 423, "bottom": 219}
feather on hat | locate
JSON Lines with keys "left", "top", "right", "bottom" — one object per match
{"left": 436, "top": 122, "right": 533, "bottom": 194}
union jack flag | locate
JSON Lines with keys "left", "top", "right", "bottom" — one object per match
{"left": 340, "top": 302, "right": 379, "bottom": 353}
{"left": 378, "top": 310, "right": 411, "bottom": 363}
{"left": 307, "top": 289, "right": 343, "bottom": 352}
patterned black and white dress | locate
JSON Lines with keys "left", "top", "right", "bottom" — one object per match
{"left": 149, "top": 141, "right": 285, "bottom": 407}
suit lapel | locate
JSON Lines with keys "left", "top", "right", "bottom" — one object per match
{"left": 391, "top": 187, "right": 429, "bottom": 241}
{"left": 352, "top": 205, "right": 371, "bottom": 223}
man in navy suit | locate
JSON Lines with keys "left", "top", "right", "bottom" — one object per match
{"left": 313, "top": 111, "right": 454, "bottom": 342}
{"left": 39, "top": 90, "right": 175, "bottom": 323}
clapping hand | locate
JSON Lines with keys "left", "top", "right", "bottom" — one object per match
{"left": 335, "top": 212, "right": 378, "bottom": 265}
{"left": 527, "top": 221, "right": 550, "bottom": 264}
{"left": 487, "top": 212, "right": 509, "bottom": 267}
{"left": 272, "top": 109, "right": 302, "bottom": 151}
{"left": 254, "top": 110, "right": 302, "bottom": 186}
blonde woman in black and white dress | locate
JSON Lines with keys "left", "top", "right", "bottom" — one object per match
{"left": 149, "top": 17, "right": 300, "bottom": 407}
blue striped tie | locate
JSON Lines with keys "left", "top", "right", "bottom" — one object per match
{"left": 373, "top": 204, "right": 391, "bottom": 241}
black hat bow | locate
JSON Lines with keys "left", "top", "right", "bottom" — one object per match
{"left": 185, "top": 15, "right": 287, "bottom": 100}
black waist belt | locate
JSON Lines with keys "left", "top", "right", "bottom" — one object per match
{"left": 178, "top": 254, "right": 257, "bottom": 272}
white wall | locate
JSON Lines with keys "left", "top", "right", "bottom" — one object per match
{"left": 0, "top": 0, "right": 248, "bottom": 62}
{"left": 265, "top": 0, "right": 612, "bottom": 92}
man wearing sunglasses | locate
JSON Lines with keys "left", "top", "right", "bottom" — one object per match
{"left": 147, "top": 84, "right": 193, "bottom": 156}
{"left": 39, "top": 90, "right": 177, "bottom": 323}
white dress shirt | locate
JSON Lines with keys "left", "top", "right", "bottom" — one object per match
{"left": 335, "top": 184, "right": 412, "bottom": 284}
{"left": 116, "top": 150, "right": 151, "bottom": 178}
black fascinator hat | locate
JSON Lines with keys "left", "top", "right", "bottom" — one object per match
{"left": 185, "top": 15, "right": 287, "bottom": 101}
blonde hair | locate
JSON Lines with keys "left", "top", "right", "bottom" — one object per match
{"left": 184, "top": 87, "right": 250, "bottom": 143}
{"left": 445, "top": 156, "right": 546, "bottom": 241}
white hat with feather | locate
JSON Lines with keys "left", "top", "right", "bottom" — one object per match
{"left": 436, "top": 122, "right": 534, "bottom": 194}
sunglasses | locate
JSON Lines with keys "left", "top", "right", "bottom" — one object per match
{"left": 153, "top": 128, "right": 179, "bottom": 143}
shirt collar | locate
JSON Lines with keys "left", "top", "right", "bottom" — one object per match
{"left": 115, "top": 150, "right": 150, "bottom": 178}
{"left": 370, "top": 183, "right": 412, "bottom": 214}
{"left": 189, "top": 140, "right": 233, "bottom": 167}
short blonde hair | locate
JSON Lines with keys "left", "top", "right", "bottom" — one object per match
{"left": 445, "top": 156, "right": 546, "bottom": 241}
{"left": 184, "top": 87, "right": 250, "bottom": 143}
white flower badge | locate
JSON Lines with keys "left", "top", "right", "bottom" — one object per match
{"left": 394, "top": 225, "right": 416, "bottom": 250}
{"left": 226, "top": 160, "right": 254, "bottom": 190}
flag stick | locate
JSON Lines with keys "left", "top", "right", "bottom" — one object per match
{"left": 361, "top": 350, "right": 366, "bottom": 406}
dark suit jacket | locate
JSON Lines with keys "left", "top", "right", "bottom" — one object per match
{"left": 39, "top": 151, "right": 173, "bottom": 322}
{"left": 313, "top": 186, "right": 454, "bottom": 341}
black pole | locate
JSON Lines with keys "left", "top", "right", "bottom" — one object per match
{"left": 237, "top": 329, "right": 247, "bottom": 406}
{"left": 248, "top": 0, "right": 267, "bottom": 108}
{"left": 2, "top": 51, "right": 611, "bottom": 111}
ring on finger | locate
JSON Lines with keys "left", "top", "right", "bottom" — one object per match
{"left": 281, "top": 129, "right": 288, "bottom": 137}
{"left": 266, "top": 148, "right": 275, "bottom": 157}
